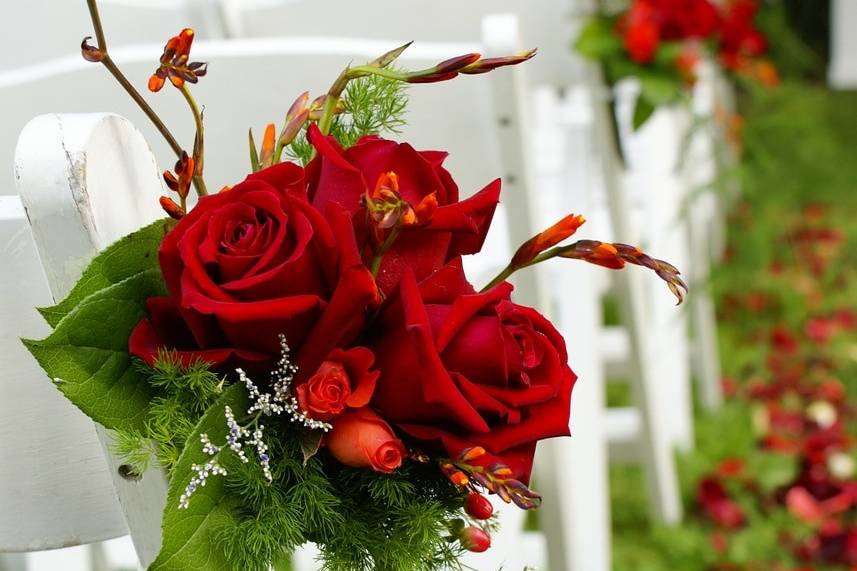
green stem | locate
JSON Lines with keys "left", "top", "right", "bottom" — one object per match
{"left": 179, "top": 84, "right": 209, "bottom": 196}
{"left": 479, "top": 249, "right": 560, "bottom": 293}
{"left": 85, "top": 0, "right": 183, "bottom": 158}
{"left": 369, "top": 228, "right": 401, "bottom": 278}
{"left": 317, "top": 68, "right": 351, "bottom": 136}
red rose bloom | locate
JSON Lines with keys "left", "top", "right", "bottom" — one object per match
{"left": 327, "top": 407, "right": 406, "bottom": 473}
{"left": 368, "top": 260, "right": 575, "bottom": 483}
{"left": 296, "top": 347, "right": 379, "bottom": 421}
{"left": 305, "top": 124, "right": 500, "bottom": 293}
{"left": 620, "top": 2, "right": 661, "bottom": 63}
{"left": 129, "top": 162, "right": 378, "bottom": 373}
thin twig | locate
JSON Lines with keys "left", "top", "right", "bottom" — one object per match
{"left": 85, "top": 0, "right": 183, "bottom": 158}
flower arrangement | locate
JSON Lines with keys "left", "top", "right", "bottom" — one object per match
{"left": 575, "top": 0, "right": 778, "bottom": 129}
{"left": 25, "top": 2, "right": 686, "bottom": 570}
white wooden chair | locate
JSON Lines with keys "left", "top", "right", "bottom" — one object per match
{"left": 4, "top": 113, "right": 171, "bottom": 569}
{"left": 830, "top": 0, "right": 857, "bottom": 88}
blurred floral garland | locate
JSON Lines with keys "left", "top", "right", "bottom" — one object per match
{"left": 575, "top": 0, "right": 778, "bottom": 129}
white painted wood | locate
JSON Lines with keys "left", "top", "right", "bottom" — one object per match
{"left": 617, "top": 94, "right": 694, "bottom": 452}
{"left": 0, "top": 195, "right": 127, "bottom": 552}
{"left": 830, "top": 0, "right": 857, "bottom": 88}
{"left": 15, "top": 113, "right": 171, "bottom": 567}
{"left": 588, "top": 65, "right": 683, "bottom": 524}
{"left": 534, "top": 87, "right": 612, "bottom": 571}
{"left": 684, "top": 60, "right": 724, "bottom": 410}
{"left": 463, "top": 16, "right": 563, "bottom": 571}
{"left": 228, "top": 0, "right": 582, "bottom": 88}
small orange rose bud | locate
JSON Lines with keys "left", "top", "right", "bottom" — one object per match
{"left": 327, "top": 407, "right": 406, "bottom": 473}
{"left": 459, "top": 526, "right": 491, "bottom": 553}
{"left": 465, "top": 493, "right": 494, "bottom": 520}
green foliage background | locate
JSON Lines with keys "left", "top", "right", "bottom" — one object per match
{"left": 609, "top": 4, "right": 857, "bottom": 569}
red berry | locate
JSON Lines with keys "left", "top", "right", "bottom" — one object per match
{"left": 464, "top": 493, "right": 494, "bottom": 520}
{"left": 459, "top": 526, "right": 491, "bottom": 553}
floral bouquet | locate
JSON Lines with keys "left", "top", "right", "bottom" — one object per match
{"left": 26, "top": 2, "right": 686, "bottom": 570}
{"left": 575, "top": 0, "right": 778, "bottom": 129}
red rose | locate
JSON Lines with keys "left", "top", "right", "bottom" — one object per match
{"left": 327, "top": 407, "right": 406, "bottom": 473}
{"left": 305, "top": 124, "right": 500, "bottom": 293}
{"left": 296, "top": 347, "right": 379, "bottom": 421}
{"left": 368, "top": 260, "right": 575, "bottom": 483}
{"left": 620, "top": 2, "right": 661, "bottom": 63}
{"left": 129, "top": 163, "right": 378, "bottom": 373}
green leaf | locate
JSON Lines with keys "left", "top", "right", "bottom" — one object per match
{"left": 638, "top": 69, "right": 683, "bottom": 106}
{"left": 150, "top": 384, "right": 246, "bottom": 571}
{"left": 23, "top": 270, "right": 166, "bottom": 432}
{"left": 633, "top": 96, "right": 656, "bottom": 130}
{"left": 38, "top": 219, "right": 169, "bottom": 328}
{"left": 299, "top": 429, "right": 324, "bottom": 465}
{"left": 574, "top": 17, "right": 623, "bottom": 59}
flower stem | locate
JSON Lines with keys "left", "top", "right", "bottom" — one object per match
{"left": 179, "top": 84, "right": 209, "bottom": 196}
{"left": 85, "top": 0, "right": 183, "bottom": 159}
{"left": 369, "top": 228, "right": 401, "bottom": 278}
{"left": 479, "top": 250, "right": 558, "bottom": 293}
{"left": 317, "top": 68, "right": 351, "bottom": 136}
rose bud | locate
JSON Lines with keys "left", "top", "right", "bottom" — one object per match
{"left": 459, "top": 526, "right": 491, "bottom": 553}
{"left": 464, "top": 493, "right": 494, "bottom": 520}
{"left": 327, "top": 407, "right": 406, "bottom": 473}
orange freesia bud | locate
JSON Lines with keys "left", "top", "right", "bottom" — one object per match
{"left": 159, "top": 196, "right": 184, "bottom": 220}
{"left": 163, "top": 151, "right": 194, "bottom": 200}
{"left": 286, "top": 91, "right": 310, "bottom": 122}
{"left": 406, "top": 49, "right": 537, "bottom": 83}
{"left": 260, "top": 123, "right": 277, "bottom": 168}
{"left": 414, "top": 192, "right": 438, "bottom": 223}
{"left": 559, "top": 240, "right": 687, "bottom": 304}
{"left": 80, "top": 37, "right": 105, "bottom": 63}
{"left": 450, "top": 472, "right": 470, "bottom": 487}
{"left": 511, "top": 214, "right": 586, "bottom": 269}
{"left": 460, "top": 49, "right": 538, "bottom": 75}
{"left": 458, "top": 447, "right": 486, "bottom": 462}
{"left": 148, "top": 74, "right": 166, "bottom": 92}
{"left": 307, "top": 95, "right": 345, "bottom": 121}
{"left": 149, "top": 28, "right": 207, "bottom": 93}
{"left": 435, "top": 53, "right": 483, "bottom": 74}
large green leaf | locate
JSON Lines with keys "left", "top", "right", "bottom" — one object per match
{"left": 150, "top": 384, "right": 245, "bottom": 571}
{"left": 39, "top": 219, "right": 169, "bottom": 328}
{"left": 574, "top": 16, "right": 623, "bottom": 59}
{"left": 23, "top": 269, "right": 166, "bottom": 432}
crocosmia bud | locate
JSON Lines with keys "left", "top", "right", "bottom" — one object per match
{"left": 459, "top": 526, "right": 491, "bottom": 553}
{"left": 464, "top": 493, "right": 493, "bottom": 520}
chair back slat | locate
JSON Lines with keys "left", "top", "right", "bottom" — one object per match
{"left": 15, "top": 113, "right": 170, "bottom": 565}
{"left": 0, "top": 195, "right": 128, "bottom": 551}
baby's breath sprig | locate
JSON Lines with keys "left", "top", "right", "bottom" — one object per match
{"left": 178, "top": 334, "right": 330, "bottom": 509}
